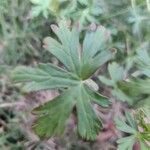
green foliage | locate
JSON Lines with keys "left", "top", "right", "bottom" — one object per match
{"left": 117, "top": 44, "right": 150, "bottom": 108}
{"left": 115, "top": 112, "right": 150, "bottom": 150}
{"left": 109, "top": 16, "right": 150, "bottom": 148}
{"left": 11, "top": 21, "right": 114, "bottom": 140}
{"left": 30, "top": 0, "right": 104, "bottom": 25}
{"left": 98, "top": 62, "right": 133, "bottom": 103}
{"left": 118, "top": 78, "right": 150, "bottom": 104}
{"left": 135, "top": 42, "right": 150, "bottom": 77}
{"left": 1, "top": 0, "right": 150, "bottom": 148}
{"left": 30, "top": 0, "right": 60, "bottom": 18}
{"left": 0, "top": 0, "right": 47, "bottom": 65}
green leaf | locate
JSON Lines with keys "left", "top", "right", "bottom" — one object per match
{"left": 11, "top": 21, "right": 114, "bottom": 140}
{"left": 30, "top": 0, "right": 51, "bottom": 18}
{"left": 32, "top": 84, "right": 105, "bottom": 140}
{"left": 140, "top": 141, "right": 149, "bottom": 150}
{"left": 98, "top": 62, "right": 129, "bottom": 103}
{"left": 30, "top": 0, "right": 64, "bottom": 18}
{"left": 81, "top": 50, "right": 113, "bottom": 79}
{"left": 11, "top": 63, "right": 78, "bottom": 92}
{"left": 115, "top": 121, "right": 136, "bottom": 150}
{"left": 115, "top": 112, "right": 150, "bottom": 149}
{"left": 32, "top": 88, "right": 75, "bottom": 138}
{"left": 98, "top": 76, "right": 114, "bottom": 86}
{"left": 76, "top": 85, "right": 102, "bottom": 140}
{"left": 115, "top": 117, "right": 137, "bottom": 134}
{"left": 111, "top": 89, "right": 132, "bottom": 104}
{"left": 81, "top": 25, "right": 113, "bottom": 80}
{"left": 99, "top": 62, "right": 124, "bottom": 85}
{"left": 117, "top": 136, "right": 136, "bottom": 150}
{"left": 50, "top": 22, "right": 81, "bottom": 75}
{"left": 115, "top": 112, "right": 138, "bottom": 134}
{"left": 118, "top": 78, "right": 150, "bottom": 97}
{"left": 136, "top": 43, "right": 150, "bottom": 77}
{"left": 125, "top": 111, "right": 138, "bottom": 130}
{"left": 84, "top": 85, "right": 110, "bottom": 107}
{"left": 108, "top": 62, "right": 124, "bottom": 82}
{"left": 82, "top": 25, "right": 110, "bottom": 63}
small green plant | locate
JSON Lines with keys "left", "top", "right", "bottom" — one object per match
{"left": 98, "top": 62, "right": 132, "bottom": 103}
{"left": 30, "top": 0, "right": 104, "bottom": 25}
{"left": 114, "top": 40, "right": 150, "bottom": 149}
{"left": 30, "top": 0, "right": 62, "bottom": 18}
{"left": 11, "top": 21, "right": 115, "bottom": 140}
{"left": 117, "top": 43, "right": 150, "bottom": 108}
{"left": 115, "top": 111, "right": 150, "bottom": 150}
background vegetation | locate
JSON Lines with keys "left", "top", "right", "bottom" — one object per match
{"left": 0, "top": 0, "right": 150, "bottom": 149}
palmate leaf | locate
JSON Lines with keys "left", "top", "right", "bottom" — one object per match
{"left": 30, "top": 0, "right": 67, "bottom": 18}
{"left": 98, "top": 62, "right": 132, "bottom": 103}
{"left": 11, "top": 21, "right": 115, "bottom": 140}
{"left": 117, "top": 136, "right": 136, "bottom": 150}
{"left": 117, "top": 78, "right": 150, "bottom": 106}
{"left": 136, "top": 43, "right": 150, "bottom": 77}
{"left": 118, "top": 78, "right": 150, "bottom": 97}
{"left": 115, "top": 112, "right": 150, "bottom": 150}
{"left": 30, "top": 0, "right": 104, "bottom": 25}
{"left": 115, "top": 112, "right": 138, "bottom": 134}
{"left": 115, "top": 113, "right": 138, "bottom": 150}
{"left": 117, "top": 44, "right": 150, "bottom": 107}
{"left": 99, "top": 62, "right": 124, "bottom": 86}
